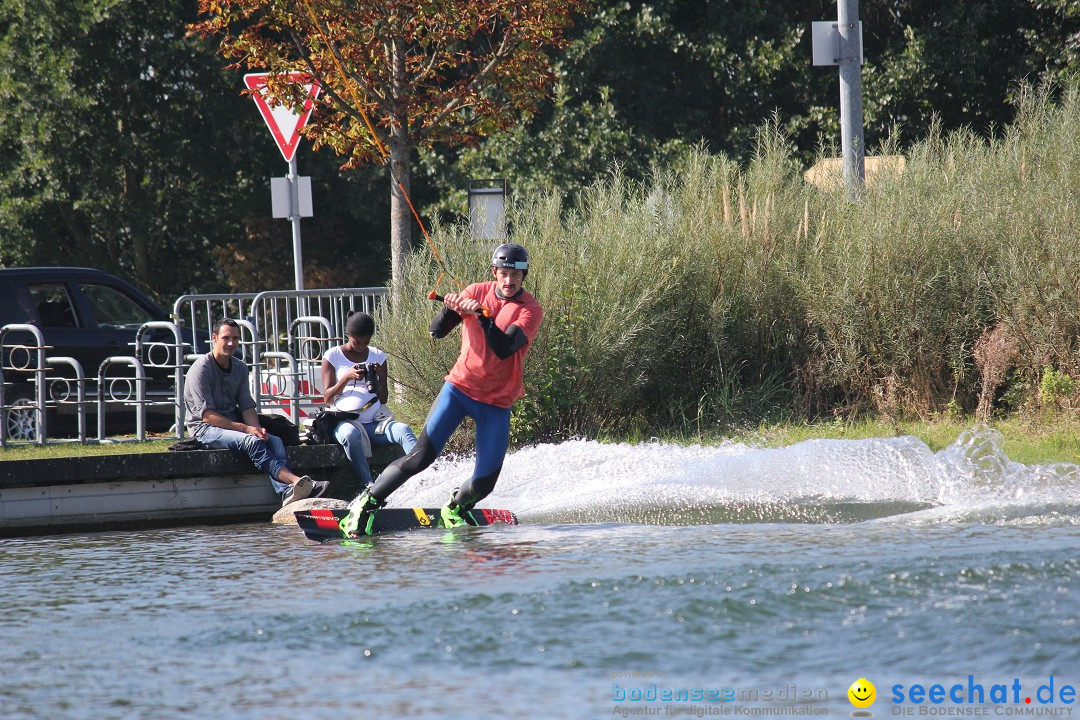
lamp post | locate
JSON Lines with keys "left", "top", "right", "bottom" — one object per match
{"left": 467, "top": 179, "right": 508, "bottom": 241}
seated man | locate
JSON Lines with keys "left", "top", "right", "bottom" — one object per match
{"left": 184, "top": 318, "right": 327, "bottom": 506}
{"left": 320, "top": 312, "right": 417, "bottom": 487}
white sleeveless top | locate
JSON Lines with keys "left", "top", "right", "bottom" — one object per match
{"left": 323, "top": 345, "right": 386, "bottom": 422}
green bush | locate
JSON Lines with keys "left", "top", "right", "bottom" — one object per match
{"left": 1040, "top": 367, "right": 1077, "bottom": 408}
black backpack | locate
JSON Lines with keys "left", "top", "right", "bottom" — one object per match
{"left": 258, "top": 413, "right": 302, "bottom": 446}
{"left": 308, "top": 410, "right": 359, "bottom": 445}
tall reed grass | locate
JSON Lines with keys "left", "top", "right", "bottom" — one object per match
{"left": 377, "top": 80, "right": 1080, "bottom": 444}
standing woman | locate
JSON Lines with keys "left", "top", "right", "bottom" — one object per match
{"left": 320, "top": 312, "right": 417, "bottom": 488}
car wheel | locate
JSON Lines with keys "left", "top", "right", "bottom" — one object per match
{"left": 4, "top": 392, "right": 40, "bottom": 442}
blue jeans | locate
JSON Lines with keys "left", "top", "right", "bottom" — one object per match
{"left": 198, "top": 425, "right": 290, "bottom": 495}
{"left": 334, "top": 419, "right": 418, "bottom": 487}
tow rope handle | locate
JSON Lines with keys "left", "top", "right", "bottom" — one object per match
{"left": 427, "top": 291, "right": 491, "bottom": 318}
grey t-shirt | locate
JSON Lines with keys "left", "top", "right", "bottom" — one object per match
{"left": 184, "top": 353, "right": 256, "bottom": 436}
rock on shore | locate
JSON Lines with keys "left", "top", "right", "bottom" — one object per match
{"left": 272, "top": 497, "right": 349, "bottom": 525}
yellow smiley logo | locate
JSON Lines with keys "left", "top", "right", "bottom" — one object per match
{"left": 848, "top": 678, "right": 876, "bottom": 709}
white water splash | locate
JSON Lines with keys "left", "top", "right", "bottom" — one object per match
{"left": 382, "top": 428, "right": 1080, "bottom": 526}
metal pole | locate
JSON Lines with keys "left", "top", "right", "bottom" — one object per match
{"left": 288, "top": 157, "right": 304, "bottom": 291}
{"left": 838, "top": 0, "right": 865, "bottom": 200}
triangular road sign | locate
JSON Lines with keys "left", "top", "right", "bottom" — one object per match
{"left": 244, "top": 73, "right": 322, "bottom": 163}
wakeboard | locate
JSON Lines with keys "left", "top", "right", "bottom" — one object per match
{"left": 294, "top": 507, "right": 519, "bottom": 542}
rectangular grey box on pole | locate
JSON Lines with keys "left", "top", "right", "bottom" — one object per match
{"left": 271, "top": 176, "right": 313, "bottom": 218}
{"left": 812, "top": 20, "right": 864, "bottom": 66}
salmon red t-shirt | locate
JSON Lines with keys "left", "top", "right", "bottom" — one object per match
{"left": 444, "top": 281, "right": 544, "bottom": 408}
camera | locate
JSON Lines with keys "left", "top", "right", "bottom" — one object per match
{"left": 354, "top": 362, "right": 380, "bottom": 394}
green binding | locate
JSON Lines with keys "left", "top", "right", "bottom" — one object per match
{"left": 439, "top": 489, "right": 475, "bottom": 528}
{"left": 339, "top": 491, "right": 383, "bottom": 537}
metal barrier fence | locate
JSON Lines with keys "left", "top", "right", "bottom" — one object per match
{"left": 0, "top": 287, "right": 388, "bottom": 446}
{"left": 0, "top": 323, "right": 184, "bottom": 446}
{"left": 172, "top": 287, "right": 388, "bottom": 423}
{"left": 0, "top": 324, "right": 48, "bottom": 445}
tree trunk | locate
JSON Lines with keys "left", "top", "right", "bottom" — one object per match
{"left": 388, "top": 138, "right": 411, "bottom": 312}
{"left": 388, "top": 38, "right": 411, "bottom": 311}
{"left": 125, "top": 165, "right": 149, "bottom": 287}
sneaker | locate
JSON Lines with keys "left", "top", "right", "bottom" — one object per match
{"left": 440, "top": 491, "right": 471, "bottom": 528}
{"left": 309, "top": 480, "right": 331, "bottom": 499}
{"left": 281, "top": 475, "right": 314, "bottom": 507}
{"left": 339, "top": 491, "right": 384, "bottom": 538}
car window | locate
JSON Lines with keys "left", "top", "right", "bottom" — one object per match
{"left": 0, "top": 283, "right": 36, "bottom": 324}
{"left": 82, "top": 283, "right": 154, "bottom": 329}
{"left": 28, "top": 284, "right": 79, "bottom": 328}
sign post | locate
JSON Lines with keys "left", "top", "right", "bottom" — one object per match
{"left": 244, "top": 73, "right": 322, "bottom": 290}
{"left": 812, "top": 0, "right": 866, "bottom": 200}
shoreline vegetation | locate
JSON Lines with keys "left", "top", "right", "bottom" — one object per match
{"left": 379, "top": 81, "right": 1080, "bottom": 454}
{"left": 3, "top": 82, "right": 1077, "bottom": 469}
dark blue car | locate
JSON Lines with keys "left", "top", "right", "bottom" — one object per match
{"left": 0, "top": 267, "right": 206, "bottom": 440}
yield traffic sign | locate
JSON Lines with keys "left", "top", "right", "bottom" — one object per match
{"left": 244, "top": 73, "right": 322, "bottom": 163}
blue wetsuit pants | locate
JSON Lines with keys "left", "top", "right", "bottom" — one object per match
{"left": 368, "top": 382, "right": 510, "bottom": 506}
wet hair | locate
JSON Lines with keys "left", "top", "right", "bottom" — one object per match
{"left": 212, "top": 318, "right": 240, "bottom": 335}
{"left": 345, "top": 311, "right": 375, "bottom": 339}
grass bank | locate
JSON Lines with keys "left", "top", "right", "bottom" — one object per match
{"left": 2, "top": 416, "right": 1077, "bottom": 466}
{"left": 0, "top": 438, "right": 175, "bottom": 461}
{"left": 725, "top": 415, "right": 1080, "bottom": 466}
{"left": 594, "top": 414, "right": 1080, "bottom": 466}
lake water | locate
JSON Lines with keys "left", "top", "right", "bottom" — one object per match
{"left": 2, "top": 428, "right": 1079, "bottom": 720}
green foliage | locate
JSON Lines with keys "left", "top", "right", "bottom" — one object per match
{"left": 4, "top": 0, "right": 1078, "bottom": 306}
{"left": 1040, "top": 368, "right": 1077, "bottom": 407}
{"left": 0, "top": 0, "right": 273, "bottom": 299}
{"left": 192, "top": 0, "right": 587, "bottom": 293}
{"left": 379, "top": 78, "right": 1080, "bottom": 444}
{"left": 429, "top": 0, "right": 1080, "bottom": 210}
{"left": 511, "top": 295, "right": 591, "bottom": 443}
{"left": 998, "top": 370, "right": 1032, "bottom": 415}
{"left": 0, "top": 0, "right": 411, "bottom": 298}
{"left": 989, "top": 83, "right": 1080, "bottom": 377}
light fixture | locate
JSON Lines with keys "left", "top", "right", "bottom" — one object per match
{"left": 467, "top": 178, "right": 508, "bottom": 241}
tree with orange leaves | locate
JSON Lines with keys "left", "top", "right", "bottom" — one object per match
{"left": 190, "top": 0, "right": 585, "bottom": 296}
